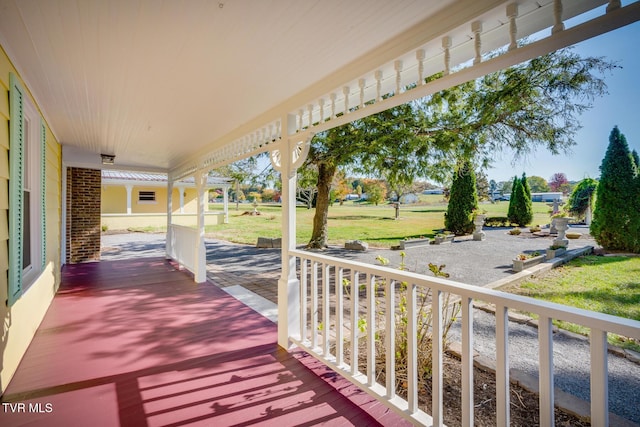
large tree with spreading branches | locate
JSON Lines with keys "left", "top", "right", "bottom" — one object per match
{"left": 304, "top": 47, "right": 617, "bottom": 248}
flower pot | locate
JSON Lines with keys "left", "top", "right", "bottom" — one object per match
{"left": 546, "top": 247, "right": 566, "bottom": 260}
{"left": 512, "top": 254, "right": 545, "bottom": 272}
{"left": 399, "top": 238, "right": 431, "bottom": 249}
{"left": 434, "top": 234, "right": 454, "bottom": 244}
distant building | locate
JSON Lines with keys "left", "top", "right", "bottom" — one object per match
{"left": 422, "top": 188, "right": 444, "bottom": 195}
{"left": 502, "top": 192, "right": 563, "bottom": 202}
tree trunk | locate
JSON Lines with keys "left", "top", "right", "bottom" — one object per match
{"left": 308, "top": 161, "right": 337, "bottom": 248}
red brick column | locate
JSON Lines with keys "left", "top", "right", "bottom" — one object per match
{"left": 66, "top": 167, "right": 101, "bottom": 263}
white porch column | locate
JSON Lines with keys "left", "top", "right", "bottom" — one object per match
{"left": 125, "top": 184, "right": 133, "bottom": 215}
{"left": 223, "top": 185, "right": 229, "bottom": 224}
{"left": 275, "top": 114, "right": 303, "bottom": 348}
{"left": 177, "top": 185, "right": 185, "bottom": 213}
{"left": 166, "top": 179, "right": 173, "bottom": 259}
{"left": 193, "top": 171, "right": 207, "bottom": 283}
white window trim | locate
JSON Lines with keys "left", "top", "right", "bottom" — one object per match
{"left": 22, "top": 94, "right": 43, "bottom": 290}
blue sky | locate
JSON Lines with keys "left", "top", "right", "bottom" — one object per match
{"left": 488, "top": 13, "right": 640, "bottom": 183}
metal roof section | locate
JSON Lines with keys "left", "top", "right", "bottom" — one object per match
{"left": 101, "top": 170, "right": 233, "bottom": 187}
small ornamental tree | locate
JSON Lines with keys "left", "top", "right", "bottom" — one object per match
{"left": 567, "top": 178, "right": 598, "bottom": 220}
{"left": 591, "top": 126, "right": 640, "bottom": 253}
{"left": 444, "top": 159, "right": 478, "bottom": 235}
{"left": 508, "top": 176, "right": 533, "bottom": 226}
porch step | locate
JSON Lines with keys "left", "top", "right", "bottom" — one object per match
{"left": 221, "top": 285, "right": 278, "bottom": 323}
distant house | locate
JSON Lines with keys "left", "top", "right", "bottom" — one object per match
{"left": 101, "top": 170, "right": 233, "bottom": 230}
{"left": 399, "top": 193, "right": 419, "bottom": 204}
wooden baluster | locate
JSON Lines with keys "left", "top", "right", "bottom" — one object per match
{"left": 375, "top": 70, "right": 383, "bottom": 102}
{"left": 607, "top": 0, "right": 621, "bottom": 13}
{"left": 539, "top": 316, "right": 555, "bottom": 426}
{"left": 385, "top": 278, "right": 395, "bottom": 399}
{"left": 507, "top": 3, "right": 518, "bottom": 51}
{"left": 462, "top": 296, "right": 474, "bottom": 426}
{"left": 552, "top": 0, "right": 564, "bottom": 34}
{"left": 322, "top": 263, "right": 330, "bottom": 355}
{"left": 358, "top": 78, "right": 366, "bottom": 109}
{"left": 300, "top": 258, "right": 308, "bottom": 342}
{"left": 336, "top": 266, "right": 344, "bottom": 366}
{"left": 298, "top": 109, "right": 304, "bottom": 131}
{"left": 407, "top": 283, "right": 418, "bottom": 413}
{"left": 416, "top": 49, "right": 425, "bottom": 85}
{"left": 496, "top": 305, "right": 510, "bottom": 426}
{"left": 330, "top": 92, "right": 337, "bottom": 120}
{"left": 366, "top": 274, "right": 376, "bottom": 387}
{"left": 318, "top": 98, "right": 325, "bottom": 124}
{"left": 442, "top": 36, "right": 452, "bottom": 76}
{"left": 394, "top": 60, "right": 403, "bottom": 95}
{"left": 350, "top": 270, "right": 359, "bottom": 375}
{"left": 343, "top": 86, "right": 350, "bottom": 115}
{"left": 307, "top": 104, "right": 314, "bottom": 128}
{"left": 311, "top": 261, "right": 318, "bottom": 349}
{"left": 472, "top": 21, "right": 482, "bottom": 65}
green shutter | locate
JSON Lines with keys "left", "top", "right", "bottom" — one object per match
{"left": 40, "top": 118, "right": 47, "bottom": 269}
{"left": 8, "top": 73, "right": 24, "bottom": 306}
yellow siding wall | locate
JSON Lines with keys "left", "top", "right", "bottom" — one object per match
{"left": 0, "top": 45, "right": 62, "bottom": 394}
{"left": 101, "top": 186, "right": 199, "bottom": 215}
{"left": 102, "top": 186, "right": 127, "bottom": 213}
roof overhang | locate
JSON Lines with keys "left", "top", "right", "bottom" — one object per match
{"left": 1, "top": 0, "right": 638, "bottom": 177}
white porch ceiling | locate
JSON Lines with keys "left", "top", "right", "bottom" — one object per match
{"left": 0, "top": 0, "right": 631, "bottom": 173}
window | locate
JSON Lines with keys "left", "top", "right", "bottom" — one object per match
{"left": 20, "top": 85, "right": 43, "bottom": 288}
{"left": 8, "top": 73, "right": 45, "bottom": 305}
{"left": 138, "top": 191, "right": 156, "bottom": 203}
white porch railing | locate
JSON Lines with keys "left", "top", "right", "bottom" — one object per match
{"left": 289, "top": 249, "right": 640, "bottom": 427}
{"left": 167, "top": 224, "right": 206, "bottom": 282}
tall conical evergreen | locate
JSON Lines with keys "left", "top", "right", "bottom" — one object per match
{"left": 508, "top": 175, "right": 533, "bottom": 226}
{"left": 591, "top": 126, "right": 640, "bottom": 252}
{"left": 445, "top": 159, "right": 478, "bottom": 235}
{"left": 522, "top": 172, "right": 531, "bottom": 200}
{"left": 521, "top": 172, "right": 533, "bottom": 223}
{"left": 507, "top": 175, "right": 519, "bottom": 223}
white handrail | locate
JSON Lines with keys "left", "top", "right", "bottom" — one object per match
{"left": 289, "top": 248, "right": 640, "bottom": 427}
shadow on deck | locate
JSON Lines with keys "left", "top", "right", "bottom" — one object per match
{"left": 1, "top": 258, "right": 407, "bottom": 426}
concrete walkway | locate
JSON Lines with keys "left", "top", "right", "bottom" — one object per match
{"left": 100, "top": 227, "right": 640, "bottom": 425}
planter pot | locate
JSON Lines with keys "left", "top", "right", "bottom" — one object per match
{"left": 512, "top": 254, "right": 545, "bottom": 272}
{"left": 552, "top": 217, "right": 570, "bottom": 247}
{"left": 399, "top": 238, "right": 430, "bottom": 249}
{"left": 546, "top": 247, "right": 566, "bottom": 260}
{"left": 473, "top": 214, "right": 486, "bottom": 241}
{"left": 434, "top": 234, "right": 454, "bottom": 245}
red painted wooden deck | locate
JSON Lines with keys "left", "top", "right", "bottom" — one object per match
{"left": 1, "top": 258, "right": 409, "bottom": 427}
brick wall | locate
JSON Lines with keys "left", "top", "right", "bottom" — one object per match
{"left": 66, "top": 167, "right": 101, "bottom": 263}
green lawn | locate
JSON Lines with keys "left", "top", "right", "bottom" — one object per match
{"left": 205, "top": 198, "right": 553, "bottom": 247}
{"left": 501, "top": 255, "right": 640, "bottom": 351}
